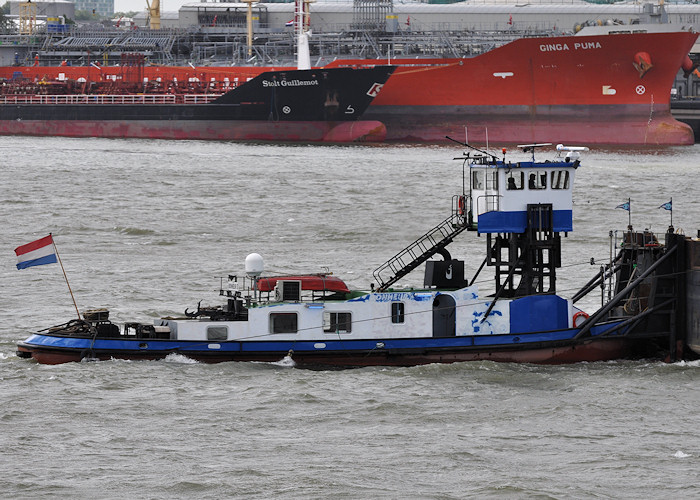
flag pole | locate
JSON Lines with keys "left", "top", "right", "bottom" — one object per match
{"left": 627, "top": 197, "right": 632, "bottom": 231}
{"left": 51, "top": 233, "right": 81, "bottom": 319}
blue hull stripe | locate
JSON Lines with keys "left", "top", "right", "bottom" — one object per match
{"left": 22, "top": 322, "right": 625, "bottom": 354}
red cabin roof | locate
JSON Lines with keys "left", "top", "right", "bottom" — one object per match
{"left": 256, "top": 275, "right": 349, "bottom": 293}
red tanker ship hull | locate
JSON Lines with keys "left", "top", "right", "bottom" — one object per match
{"left": 327, "top": 31, "right": 699, "bottom": 145}
{"left": 2, "top": 31, "right": 696, "bottom": 145}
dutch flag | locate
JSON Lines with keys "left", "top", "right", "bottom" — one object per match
{"left": 15, "top": 234, "right": 58, "bottom": 270}
{"left": 285, "top": 20, "right": 294, "bottom": 27}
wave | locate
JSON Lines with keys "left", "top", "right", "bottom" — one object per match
{"left": 163, "top": 353, "right": 198, "bottom": 364}
{"left": 113, "top": 226, "right": 156, "bottom": 236}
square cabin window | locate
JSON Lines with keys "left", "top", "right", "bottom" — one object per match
{"left": 323, "top": 312, "right": 352, "bottom": 333}
{"left": 527, "top": 171, "right": 547, "bottom": 190}
{"left": 550, "top": 170, "right": 570, "bottom": 190}
{"left": 391, "top": 302, "right": 405, "bottom": 324}
{"left": 270, "top": 313, "right": 298, "bottom": 333}
{"left": 506, "top": 171, "right": 524, "bottom": 190}
{"left": 207, "top": 326, "right": 228, "bottom": 341}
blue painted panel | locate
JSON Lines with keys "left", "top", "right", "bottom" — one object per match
{"left": 25, "top": 334, "right": 92, "bottom": 349}
{"left": 478, "top": 211, "right": 527, "bottom": 233}
{"left": 472, "top": 328, "right": 576, "bottom": 346}
{"left": 477, "top": 210, "right": 572, "bottom": 233}
{"left": 509, "top": 295, "right": 569, "bottom": 334}
{"left": 24, "top": 334, "right": 242, "bottom": 352}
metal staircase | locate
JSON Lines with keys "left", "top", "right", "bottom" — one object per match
{"left": 373, "top": 210, "right": 470, "bottom": 292}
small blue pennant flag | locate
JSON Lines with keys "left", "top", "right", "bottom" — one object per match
{"left": 658, "top": 200, "right": 672, "bottom": 211}
{"left": 615, "top": 202, "right": 630, "bottom": 211}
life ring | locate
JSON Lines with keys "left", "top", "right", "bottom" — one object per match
{"left": 573, "top": 311, "right": 589, "bottom": 328}
{"left": 457, "top": 196, "right": 465, "bottom": 215}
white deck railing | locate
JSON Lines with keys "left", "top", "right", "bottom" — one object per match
{"left": 0, "top": 94, "right": 224, "bottom": 105}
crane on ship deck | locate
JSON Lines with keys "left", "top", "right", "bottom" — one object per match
{"left": 146, "top": 0, "right": 160, "bottom": 29}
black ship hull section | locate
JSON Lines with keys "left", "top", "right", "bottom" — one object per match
{"left": 0, "top": 67, "right": 395, "bottom": 123}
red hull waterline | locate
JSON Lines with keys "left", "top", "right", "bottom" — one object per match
{"left": 16, "top": 337, "right": 631, "bottom": 367}
{"left": 0, "top": 119, "right": 387, "bottom": 142}
{"left": 366, "top": 105, "right": 694, "bottom": 145}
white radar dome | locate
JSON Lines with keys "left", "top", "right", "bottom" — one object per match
{"left": 245, "top": 253, "right": 264, "bottom": 277}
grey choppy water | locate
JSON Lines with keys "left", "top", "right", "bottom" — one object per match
{"left": 1, "top": 137, "right": 699, "bottom": 498}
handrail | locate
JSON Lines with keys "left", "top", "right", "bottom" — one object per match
{"left": 0, "top": 93, "right": 223, "bottom": 105}
{"left": 373, "top": 210, "right": 469, "bottom": 291}
{"left": 573, "top": 244, "right": 678, "bottom": 340}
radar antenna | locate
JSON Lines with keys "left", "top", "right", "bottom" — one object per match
{"left": 516, "top": 143, "right": 552, "bottom": 162}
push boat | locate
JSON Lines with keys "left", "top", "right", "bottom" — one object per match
{"left": 16, "top": 144, "right": 700, "bottom": 366}
{"left": 0, "top": 62, "right": 395, "bottom": 143}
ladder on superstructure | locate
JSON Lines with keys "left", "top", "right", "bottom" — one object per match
{"left": 373, "top": 207, "right": 470, "bottom": 292}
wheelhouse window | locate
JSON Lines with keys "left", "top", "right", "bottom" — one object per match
{"left": 207, "top": 326, "right": 228, "bottom": 341}
{"left": 391, "top": 302, "right": 405, "bottom": 324}
{"left": 506, "top": 171, "right": 524, "bottom": 190}
{"left": 550, "top": 170, "right": 570, "bottom": 190}
{"left": 528, "top": 171, "right": 546, "bottom": 190}
{"left": 473, "top": 169, "right": 499, "bottom": 191}
{"left": 486, "top": 171, "right": 498, "bottom": 190}
{"left": 323, "top": 312, "right": 352, "bottom": 333}
{"left": 472, "top": 170, "right": 485, "bottom": 190}
{"left": 270, "top": 313, "right": 298, "bottom": 334}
